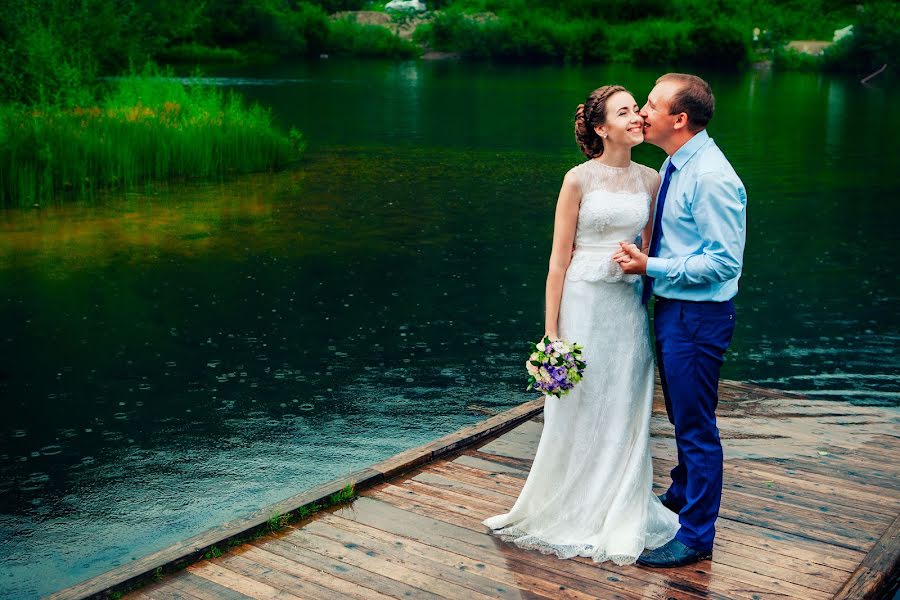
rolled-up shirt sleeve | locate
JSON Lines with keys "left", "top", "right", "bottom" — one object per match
{"left": 646, "top": 172, "right": 746, "bottom": 285}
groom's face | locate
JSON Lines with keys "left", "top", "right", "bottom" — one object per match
{"left": 640, "top": 80, "right": 682, "bottom": 147}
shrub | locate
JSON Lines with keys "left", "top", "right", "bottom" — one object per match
{"left": 772, "top": 46, "right": 822, "bottom": 71}
{"left": 326, "top": 18, "right": 420, "bottom": 58}
{"left": 158, "top": 44, "right": 247, "bottom": 64}
{"left": 629, "top": 20, "right": 695, "bottom": 65}
{"left": 685, "top": 19, "right": 751, "bottom": 67}
{"left": 425, "top": 10, "right": 608, "bottom": 62}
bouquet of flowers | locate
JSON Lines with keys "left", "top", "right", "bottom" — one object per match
{"left": 525, "top": 336, "right": 586, "bottom": 398}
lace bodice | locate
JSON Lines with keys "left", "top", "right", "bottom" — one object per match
{"left": 566, "top": 160, "right": 658, "bottom": 283}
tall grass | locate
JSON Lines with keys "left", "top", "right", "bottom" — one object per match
{"left": 0, "top": 71, "right": 305, "bottom": 207}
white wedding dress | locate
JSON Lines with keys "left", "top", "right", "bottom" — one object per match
{"left": 483, "top": 159, "right": 679, "bottom": 565}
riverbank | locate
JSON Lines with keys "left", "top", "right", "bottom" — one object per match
{"left": 49, "top": 380, "right": 900, "bottom": 599}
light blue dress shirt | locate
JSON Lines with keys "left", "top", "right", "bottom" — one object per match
{"left": 645, "top": 129, "right": 747, "bottom": 302}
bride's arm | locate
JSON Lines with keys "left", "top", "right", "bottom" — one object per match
{"left": 640, "top": 173, "right": 661, "bottom": 253}
{"left": 544, "top": 170, "right": 581, "bottom": 340}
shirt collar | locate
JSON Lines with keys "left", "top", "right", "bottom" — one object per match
{"left": 669, "top": 129, "right": 710, "bottom": 171}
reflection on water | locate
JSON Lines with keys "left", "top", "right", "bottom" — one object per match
{"left": 1, "top": 60, "right": 899, "bottom": 598}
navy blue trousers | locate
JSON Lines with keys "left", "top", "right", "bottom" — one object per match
{"left": 653, "top": 297, "right": 736, "bottom": 552}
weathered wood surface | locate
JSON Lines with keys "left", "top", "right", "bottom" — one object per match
{"left": 120, "top": 380, "right": 898, "bottom": 599}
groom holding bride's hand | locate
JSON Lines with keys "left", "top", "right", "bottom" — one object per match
{"left": 613, "top": 73, "right": 747, "bottom": 568}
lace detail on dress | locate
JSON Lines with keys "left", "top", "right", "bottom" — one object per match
{"left": 573, "top": 159, "right": 656, "bottom": 197}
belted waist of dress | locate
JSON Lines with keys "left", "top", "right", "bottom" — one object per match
{"left": 573, "top": 243, "right": 622, "bottom": 254}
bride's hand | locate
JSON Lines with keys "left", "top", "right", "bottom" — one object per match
{"left": 614, "top": 242, "right": 648, "bottom": 275}
{"left": 544, "top": 332, "right": 560, "bottom": 342}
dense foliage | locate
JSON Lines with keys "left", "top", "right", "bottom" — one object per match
{"left": 0, "top": 0, "right": 894, "bottom": 106}
{"left": 416, "top": 0, "right": 895, "bottom": 68}
{"left": 0, "top": 0, "right": 418, "bottom": 106}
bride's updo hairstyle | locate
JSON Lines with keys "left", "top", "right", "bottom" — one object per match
{"left": 575, "top": 85, "right": 628, "bottom": 159}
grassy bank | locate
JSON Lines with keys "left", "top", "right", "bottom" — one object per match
{"left": 0, "top": 71, "right": 305, "bottom": 207}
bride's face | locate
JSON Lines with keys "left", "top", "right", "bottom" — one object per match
{"left": 595, "top": 92, "right": 644, "bottom": 149}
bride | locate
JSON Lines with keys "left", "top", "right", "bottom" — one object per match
{"left": 482, "top": 85, "right": 679, "bottom": 565}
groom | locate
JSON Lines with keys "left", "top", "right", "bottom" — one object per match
{"left": 614, "top": 73, "right": 747, "bottom": 568}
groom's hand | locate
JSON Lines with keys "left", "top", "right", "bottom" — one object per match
{"left": 614, "top": 242, "right": 648, "bottom": 275}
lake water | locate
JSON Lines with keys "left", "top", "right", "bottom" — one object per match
{"left": 1, "top": 59, "right": 898, "bottom": 598}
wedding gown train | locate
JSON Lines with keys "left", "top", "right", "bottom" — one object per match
{"left": 482, "top": 159, "right": 679, "bottom": 565}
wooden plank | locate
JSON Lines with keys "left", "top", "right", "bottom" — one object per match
{"left": 157, "top": 571, "right": 254, "bottom": 600}
{"left": 720, "top": 487, "right": 887, "bottom": 538}
{"left": 704, "top": 460, "right": 898, "bottom": 518}
{"left": 755, "top": 456, "right": 900, "bottom": 492}
{"left": 376, "top": 483, "right": 494, "bottom": 521}
{"left": 436, "top": 456, "right": 870, "bottom": 576}
{"left": 396, "top": 484, "right": 837, "bottom": 600}
{"left": 709, "top": 547, "right": 841, "bottom": 594}
{"left": 325, "top": 503, "right": 708, "bottom": 598}
{"left": 470, "top": 450, "right": 534, "bottom": 471}
{"left": 834, "top": 513, "right": 900, "bottom": 600}
{"left": 711, "top": 537, "right": 849, "bottom": 584}
{"left": 396, "top": 479, "right": 511, "bottom": 513}
{"left": 352, "top": 492, "right": 818, "bottom": 600}
{"left": 478, "top": 436, "right": 540, "bottom": 462}
{"left": 714, "top": 520, "right": 866, "bottom": 574}
{"left": 187, "top": 562, "right": 304, "bottom": 599}
{"left": 256, "top": 537, "right": 446, "bottom": 600}
{"left": 215, "top": 553, "right": 348, "bottom": 600}
{"left": 276, "top": 526, "right": 498, "bottom": 600}
{"left": 717, "top": 503, "right": 879, "bottom": 553}
{"left": 302, "top": 518, "right": 543, "bottom": 600}
{"left": 453, "top": 453, "right": 530, "bottom": 477}
{"left": 237, "top": 545, "right": 396, "bottom": 600}
{"left": 323, "top": 508, "right": 724, "bottom": 600}
{"left": 428, "top": 461, "right": 525, "bottom": 498}
{"left": 412, "top": 471, "right": 521, "bottom": 505}
{"left": 368, "top": 488, "right": 501, "bottom": 532}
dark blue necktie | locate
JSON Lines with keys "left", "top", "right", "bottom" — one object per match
{"left": 641, "top": 160, "right": 677, "bottom": 305}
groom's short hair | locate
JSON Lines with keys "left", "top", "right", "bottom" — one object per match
{"left": 657, "top": 73, "right": 714, "bottom": 132}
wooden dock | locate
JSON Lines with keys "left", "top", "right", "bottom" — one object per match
{"left": 56, "top": 380, "right": 899, "bottom": 600}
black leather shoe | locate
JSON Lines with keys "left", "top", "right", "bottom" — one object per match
{"left": 637, "top": 539, "right": 712, "bottom": 568}
{"left": 657, "top": 493, "right": 682, "bottom": 514}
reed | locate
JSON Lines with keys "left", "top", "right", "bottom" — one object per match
{"left": 0, "top": 71, "right": 305, "bottom": 207}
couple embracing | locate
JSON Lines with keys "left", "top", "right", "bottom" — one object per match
{"left": 483, "top": 73, "right": 747, "bottom": 568}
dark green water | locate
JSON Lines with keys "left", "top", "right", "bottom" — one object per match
{"left": 1, "top": 60, "right": 898, "bottom": 598}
